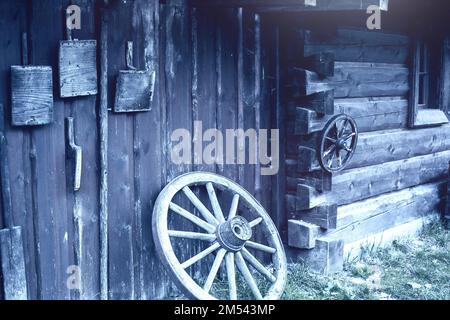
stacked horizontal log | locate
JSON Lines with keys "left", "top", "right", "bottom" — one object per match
{"left": 285, "top": 28, "right": 448, "bottom": 273}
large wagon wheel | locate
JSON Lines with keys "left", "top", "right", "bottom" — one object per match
{"left": 318, "top": 114, "right": 358, "bottom": 173}
{"left": 152, "top": 172, "right": 287, "bottom": 300}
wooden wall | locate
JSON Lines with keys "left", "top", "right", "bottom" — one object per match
{"left": 0, "top": 0, "right": 280, "bottom": 299}
{"left": 283, "top": 18, "right": 450, "bottom": 262}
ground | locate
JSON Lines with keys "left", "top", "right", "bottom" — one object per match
{"left": 282, "top": 220, "right": 450, "bottom": 300}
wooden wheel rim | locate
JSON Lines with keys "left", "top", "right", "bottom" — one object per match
{"left": 319, "top": 114, "right": 358, "bottom": 173}
{"left": 152, "top": 172, "right": 287, "bottom": 300}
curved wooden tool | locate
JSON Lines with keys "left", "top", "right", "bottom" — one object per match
{"left": 65, "top": 117, "right": 82, "bottom": 191}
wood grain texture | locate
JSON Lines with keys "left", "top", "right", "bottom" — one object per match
{"left": 294, "top": 150, "right": 450, "bottom": 210}
{"left": 298, "top": 28, "right": 409, "bottom": 64}
{"left": 289, "top": 97, "right": 408, "bottom": 135}
{"left": 327, "top": 182, "right": 445, "bottom": 244}
{"left": 11, "top": 66, "right": 53, "bottom": 126}
{"left": 287, "top": 62, "right": 409, "bottom": 98}
{"left": 59, "top": 40, "right": 98, "bottom": 98}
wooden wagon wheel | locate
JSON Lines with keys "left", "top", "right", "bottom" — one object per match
{"left": 152, "top": 172, "right": 287, "bottom": 300}
{"left": 319, "top": 114, "right": 358, "bottom": 173}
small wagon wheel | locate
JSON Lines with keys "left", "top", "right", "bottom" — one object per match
{"left": 152, "top": 172, "right": 287, "bottom": 300}
{"left": 318, "top": 114, "right": 358, "bottom": 173}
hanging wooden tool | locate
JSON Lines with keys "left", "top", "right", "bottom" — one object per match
{"left": 65, "top": 117, "right": 82, "bottom": 192}
{"left": 0, "top": 105, "right": 28, "bottom": 300}
{"left": 59, "top": 15, "right": 97, "bottom": 98}
{"left": 114, "top": 41, "right": 155, "bottom": 112}
{"left": 11, "top": 33, "right": 53, "bottom": 126}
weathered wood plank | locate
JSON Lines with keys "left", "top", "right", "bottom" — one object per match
{"left": 287, "top": 62, "right": 409, "bottom": 98}
{"left": 299, "top": 28, "right": 410, "bottom": 64}
{"left": 0, "top": 0, "right": 37, "bottom": 299}
{"left": 332, "top": 182, "right": 446, "bottom": 236}
{"left": 131, "top": 0, "right": 166, "bottom": 300}
{"left": 66, "top": 0, "right": 100, "bottom": 300}
{"left": 288, "top": 220, "right": 320, "bottom": 249}
{"left": 289, "top": 125, "right": 450, "bottom": 174}
{"left": 294, "top": 150, "right": 450, "bottom": 210}
{"left": 107, "top": 0, "right": 135, "bottom": 300}
{"left": 30, "top": 0, "right": 71, "bottom": 299}
{"left": 289, "top": 97, "right": 408, "bottom": 135}
{"left": 288, "top": 205, "right": 338, "bottom": 230}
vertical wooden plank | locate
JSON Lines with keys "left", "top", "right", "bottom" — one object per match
{"left": 64, "top": 0, "right": 100, "bottom": 300}
{"left": 130, "top": 0, "right": 167, "bottom": 300}
{"left": 0, "top": 0, "right": 35, "bottom": 300}
{"left": 107, "top": 0, "right": 135, "bottom": 300}
{"left": 162, "top": 0, "right": 196, "bottom": 295}
{"left": 216, "top": 9, "right": 239, "bottom": 184}
{"left": 29, "top": 0, "right": 70, "bottom": 299}
{"left": 269, "top": 23, "right": 286, "bottom": 235}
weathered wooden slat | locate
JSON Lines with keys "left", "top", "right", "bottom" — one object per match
{"left": 107, "top": 0, "right": 135, "bottom": 300}
{"left": 131, "top": 0, "right": 166, "bottom": 300}
{"left": 0, "top": 0, "right": 37, "bottom": 299}
{"left": 299, "top": 28, "right": 409, "bottom": 64}
{"left": 290, "top": 125, "right": 450, "bottom": 174}
{"left": 333, "top": 182, "right": 446, "bottom": 235}
{"left": 30, "top": 0, "right": 71, "bottom": 299}
{"left": 303, "top": 52, "right": 335, "bottom": 78}
{"left": 294, "top": 150, "right": 450, "bottom": 210}
{"left": 287, "top": 62, "right": 409, "bottom": 98}
{"left": 289, "top": 97, "right": 408, "bottom": 135}
{"left": 288, "top": 205, "right": 338, "bottom": 230}
{"left": 65, "top": 0, "right": 101, "bottom": 300}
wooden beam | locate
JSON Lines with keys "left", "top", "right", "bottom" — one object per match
{"left": 288, "top": 205, "right": 338, "bottom": 230}
{"left": 192, "top": 0, "right": 389, "bottom": 11}
{"left": 294, "top": 150, "right": 450, "bottom": 210}
{"left": 288, "top": 220, "right": 320, "bottom": 249}
{"left": 287, "top": 170, "right": 332, "bottom": 192}
{"left": 287, "top": 237, "right": 344, "bottom": 274}
{"left": 304, "top": 52, "right": 335, "bottom": 78}
{"left": 289, "top": 97, "right": 408, "bottom": 135}
{"left": 332, "top": 182, "right": 446, "bottom": 237}
{"left": 297, "top": 28, "right": 409, "bottom": 64}
{"left": 287, "top": 62, "right": 409, "bottom": 99}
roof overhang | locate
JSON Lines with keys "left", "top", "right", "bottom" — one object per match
{"left": 191, "top": 0, "right": 389, "bottom": 12}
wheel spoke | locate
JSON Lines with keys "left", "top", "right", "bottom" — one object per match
{"left": 325, "top": 136, "right": 336, "bottom": 143}
{"left": 343, "top": 132, "right": 356, "bottom": 141}
{"left": 225, "top": 252, "right": 237, "bottom": 300}
{"left": 204, "top": 248, "right": 227, "bottom": 293}
{"left": 323, "top": 145, "right": 336, "bottom": 159}
{"left": 337, "top": 153, "right": 342, "bottom": 167}
{"left": 168, "top": 230, "right": 216, "bottom": 242}
{"left": 339, "top": 119, "right": 349, "bottom": 137}
{"left": 182, "top": 186, "right": 219, "bottom": 226}
{"left": 169, "top": 203, "right": 216, "bottom": 234}
{"left": 206, "top": 182, "right": 226, "bottom": 223}
{"left": 181, "top": 242, "right": 221, "bottom": 269}
{"left": 246, "top": 241, "right": 277, "bottom": 254}
{"left": 242, "top": 248, "right": 276, "bottom": 283}
{"left": 228, "top": 194, "right": 240, "bottom": 220}
{"left": 249, "top": 217, "right": 263, "bottom": 228}
{"left": 235, "top": 252, "right": 263, "bottom": 300}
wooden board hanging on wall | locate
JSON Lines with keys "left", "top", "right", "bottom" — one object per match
{"left": 59, "top": 40, "right": 98, "bottom": 98}
{"left": 11, "top": 65, "right": 54, "bottom": 126}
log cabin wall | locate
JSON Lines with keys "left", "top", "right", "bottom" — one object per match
{"left": 282, "top": 10, "right": 450, "bottom": 272}
{"left": 0, "top": 0, "right": 280, "bottom": 299}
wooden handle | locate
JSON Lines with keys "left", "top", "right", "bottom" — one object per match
{"left": 0, "top": 133, "right": 14, "bottom": 228}
{"left": 21, "top": 32, "right": 29, "bottom": 66}
{"left": 126, "top": 41, "right": 137, "bottom": 70}
{"left": 66, "top": 117, "right": 82, "bottom": 192}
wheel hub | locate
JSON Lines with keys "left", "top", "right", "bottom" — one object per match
{"left": 216, "top": 216, "right": 252, "bottom": 252}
